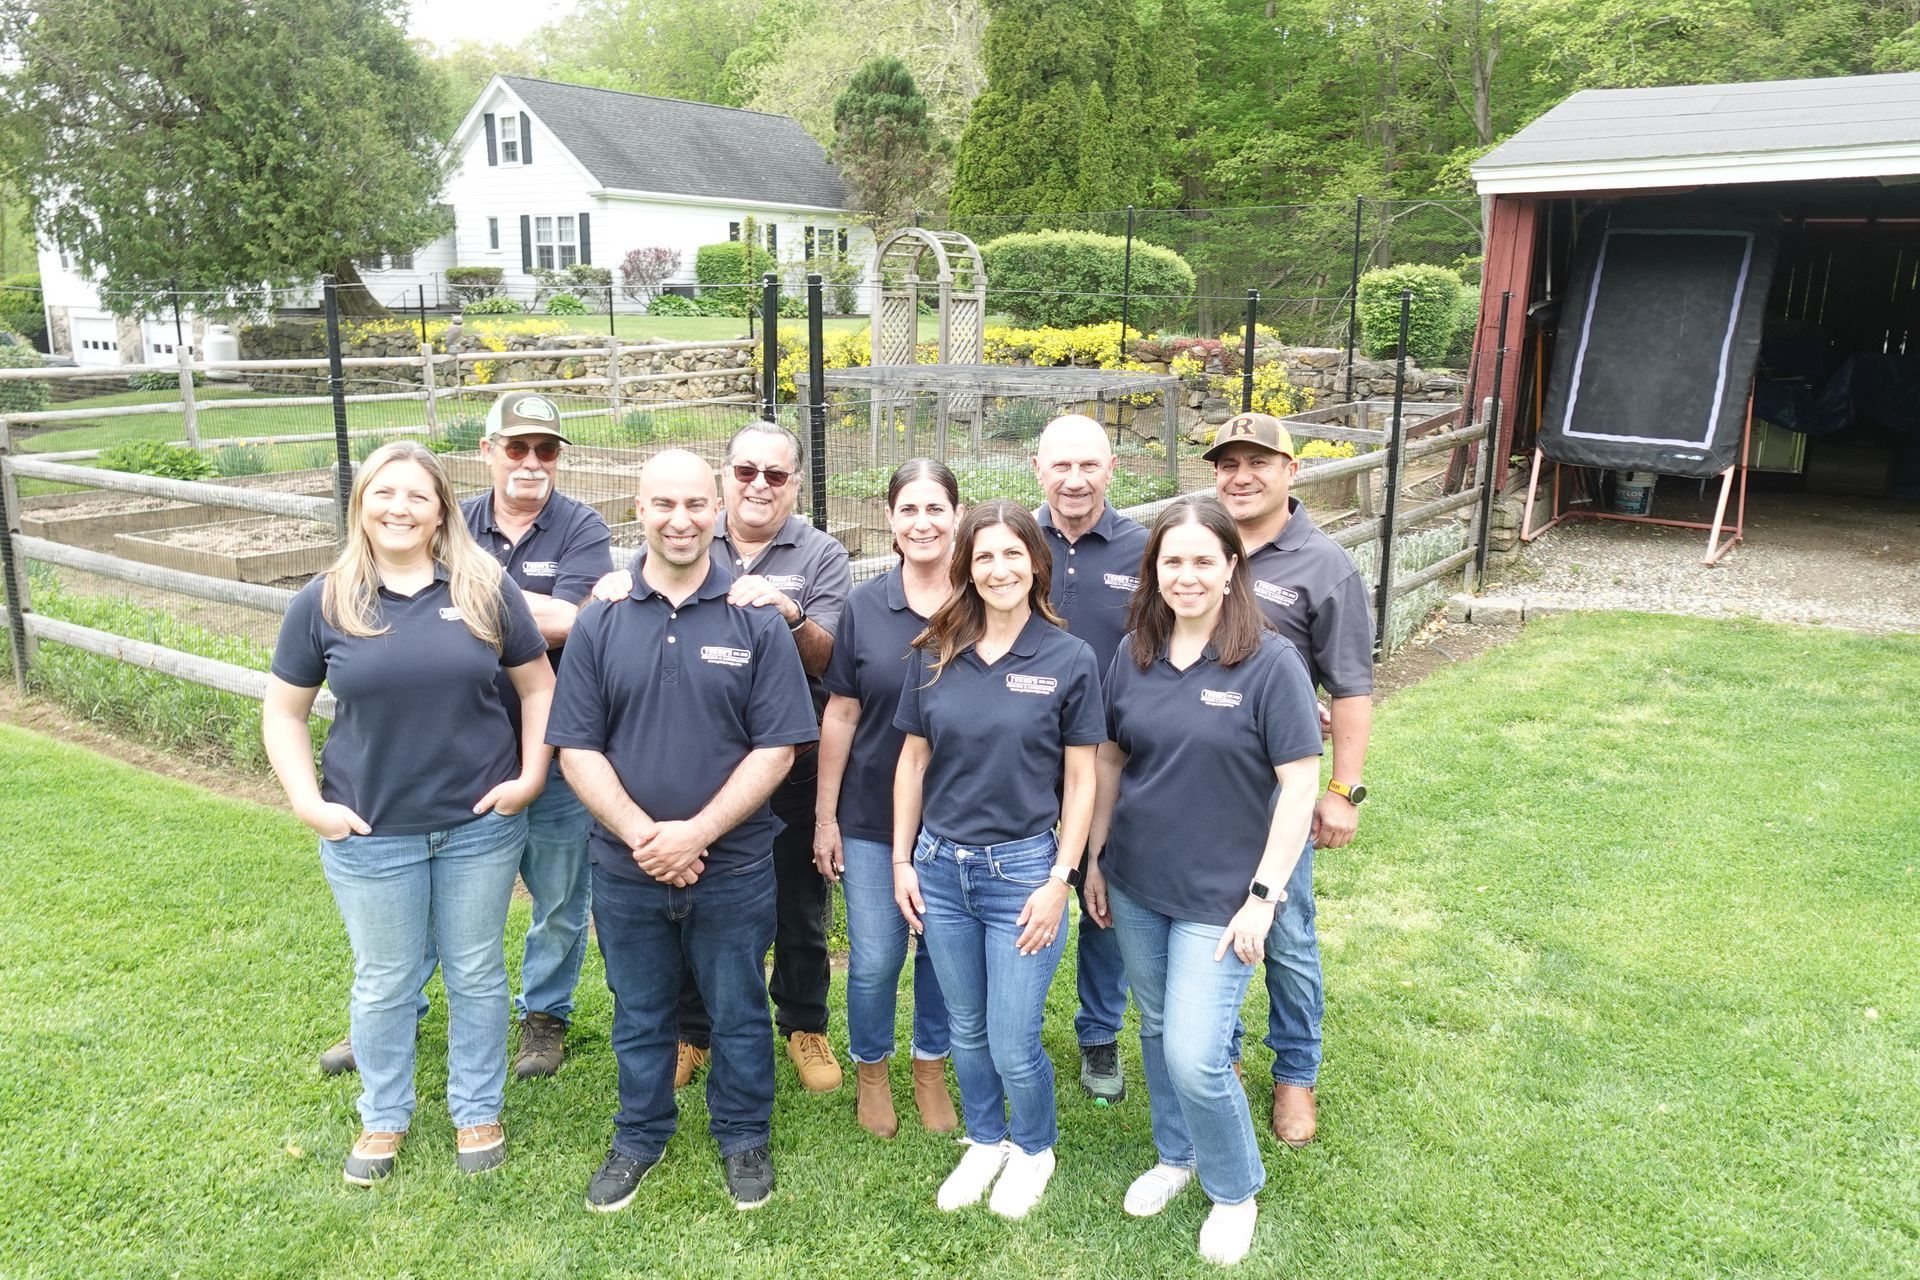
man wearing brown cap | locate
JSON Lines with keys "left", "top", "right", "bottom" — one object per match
{"left": 1207, "top": 412, "right": 1374, "bottom": 1148}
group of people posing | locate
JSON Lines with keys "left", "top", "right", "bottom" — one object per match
{"left": 264, "top": 391, "right": 1374, "bottom": 1268}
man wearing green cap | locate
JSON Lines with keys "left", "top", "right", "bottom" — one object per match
{"left": 1207, "top": 412, "right": 1374, "bottom": 1149}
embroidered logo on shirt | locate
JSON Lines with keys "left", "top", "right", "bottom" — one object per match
{"left": 700, "top": 646, "right": 752, "bottom": 667}
{"left": 521, "top": 561, "right": 559, "bottom": 577}
{"left": 1201, "top": 689, "right": 1244, "bottom": 709}
{"left": 1103, "top": 572, "right": 1140, "bottom": 593}
{"left": 1253, "top": 580, "right": 1299, "bottom": 607}
{"left": 439, "top": 607, "right": 464, "bottom": 622}
{"left": 1005, "top": 674, "right": 1058, "bottom": 696}
{"left": 765, "top": 574, "right": 807, "bottom": 594}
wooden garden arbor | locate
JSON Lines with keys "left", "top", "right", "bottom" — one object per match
{"left": 869, "top": 227, "right": 987, "bottom": 367}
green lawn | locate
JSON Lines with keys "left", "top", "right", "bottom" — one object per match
{"left": 2, "top": 613, "right": 1915, "bottom": 1278}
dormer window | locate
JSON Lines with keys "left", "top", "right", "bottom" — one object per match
{"left": 500, "top": 113, "right": 521, "bottom": 165}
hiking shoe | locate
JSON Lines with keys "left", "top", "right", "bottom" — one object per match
{"left": 1124, "top": 1163, "right": 1196, "bottom": 1217}
{"left": 988, "top": 1145, "right": 1056, "bottom": 1220}
{"left": 675, "top": 1042, "right": 709, "bottom": 1089}
{"left": 855, "top": 1060, "right": 897, "bottom": 1138}
{"left": 787, "top": 1030, "right": 843, "bottom": 1092}
{"left": 722, "top": 1144, "right": 775, "bottom": 1209}
{"left": 1079, "top": 1041, "right": 1125, "bottom": 1104}
{"left": 937, "top": 1139, "right": 1009, "bottom": 1212}
{"left": 911, "top": 1055, "right": 959, "bottom": 1133}
{"left": 343, "top": 1130, "right": 403, "bottom": 1186}
{"left": 585, "top": 1148, "right": 659, "bottom": 1213}
{"left": 514, "top": 1012, "right": 566, "bottom": 1079}
{"left": 1198, "top": 1198, "right": 1260, "bottom": 1266}
{"left": 1271, "top": 1084, "right": 1317, "bottom": 1148}
{"left": 455, "top": 1121, "right": 505, "bottom": 1174}
{"left": 318, "top": 1035, "right": 357, "bottom": 1077}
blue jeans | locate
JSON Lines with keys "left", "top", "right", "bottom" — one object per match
{"left": 842, "top": 836, "right": 949, "bottom": 1064}
{"left": 319, "top": 808, "right": 526, "bottom": 1132}
{"left": 591, "top": 856, "right": 778, "bottom": 1161}
{"left": 1229, "top": 842, "right": 1322, "bottom": 1086}
{"left": 1110, "top": 883, "right": 1264, "bottom": 1206}
{"left": 1073, "top": 897, "right": 1127, "bottom": 1047}
{"left": 913, "top": 829, "right": 1066, "bottom": 1155}
{"left": 514, "top": 761, "right": 593, "bottom": 1024}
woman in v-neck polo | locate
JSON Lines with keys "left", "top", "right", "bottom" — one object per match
{"left": 262, "top": 442, "right": 554, "bottom": 1188}
{"left": 1088, "top": 495, "right": 1322, "bottom": 1266}
{"left": 891, "top": 500, "right": 1104, "bottom": 1218}
{"left": 814, "top": 460, "right": 962, "bottom": 1139}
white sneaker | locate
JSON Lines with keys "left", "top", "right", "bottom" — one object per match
{"left": 936, "top": 1139, "right": 1009, "bottom": 1211}
{"left": 1124, "top": 1163, "right": 1195, "bottom": 1217}
{"left": 1198, "top": 1198, "right": 1259, "bottom": 1266}
{"left": 987, "top": 1145, "right": 1056, "bottom": 1219}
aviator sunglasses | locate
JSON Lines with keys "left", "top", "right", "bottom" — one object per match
{"left": 731, "top": 463, "right": 793, "bottom": 488}
{"left": 498, "top": 438, "right": 563, "bottom": 461}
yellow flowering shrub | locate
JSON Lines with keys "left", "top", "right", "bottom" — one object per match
{"left": 1209, "top": 360, "right": 1310, "bottom": 418}
{"left": 1297, "top": 439, "right": 1356, "bottom": 459}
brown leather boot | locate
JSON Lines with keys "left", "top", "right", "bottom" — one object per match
{"left": 911, "top": 1056, "right": 959, "bottom": 1133}
{"left": 1271, "top": 1084, "right": 1317, "bottom": 1148}
{"left": 855, "top": 1060, "right": 897, "bottom": 1138}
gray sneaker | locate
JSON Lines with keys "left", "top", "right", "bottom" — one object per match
{"left": 318, "top": 1035, "right": 357, "bottom": 1076}
{"left": 1079, "top": 1041, "right": 1126, "bottom": 1105}
{"left": 513, "top": 1012, "right": 566, "bottom": 1078}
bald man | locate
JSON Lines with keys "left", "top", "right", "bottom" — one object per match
{"left": 1031, "top": 414, "right": 1149, "bottom": 1106}
{"left": 548, "top": 450, "right": 818, "bottom": 1213}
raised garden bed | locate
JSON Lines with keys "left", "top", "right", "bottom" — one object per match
{"left": 114, "top": 516, "right": 340, "bottom": 583}
{"left": 19, "top": 469, "right": 339, "bottom": 552}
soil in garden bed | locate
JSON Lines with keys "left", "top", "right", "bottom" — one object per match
{"left": 145, "top": 518, "right": 337, "bottom": 556}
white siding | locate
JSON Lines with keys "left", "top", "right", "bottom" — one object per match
{"left": 443, "top": 85, "right": 604, "bottom": 295}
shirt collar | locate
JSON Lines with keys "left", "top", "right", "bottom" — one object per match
{"left": 1251, "top": 498, "right": 1316, "bottom": 555}
{"left": 884, "top": 566, "right": 911, "bottom": 612}
{"left": 376, "top": 561, "right": 449, "bottom": 599}
{"left": 477, "top": 493, "right": 552, "bottom": 537}
{"left": 1010, "top": 611, "right": 1054, "bottom": 658}
{"left": 715, "top": 508, "right": 802, "bottom": 554}
{"left": 1036, "top": 501, "right": 1122, "bottom": 543}
{"left": 627, "top": 547, "right": 737, "bottom": 604}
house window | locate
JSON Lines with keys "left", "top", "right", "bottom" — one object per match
{"left": 499, "top": 113, "right": 521, "bottom": 164}
{"left": 389, "top": 250, "right": 414, "bottom": 270}
{"left": 535, "top": 216, "right": 554, "bottom": 269}
{"left": 488, "top": 217, "right": 499, "bottom": 250}
{"left": 58, "top": 245, "right": 73, "bottom": 271}
{"left": 557, "top": 215, "right": 578, "bottom": 268}
{"left": 355, "top": 253, "right": 385, "bottom": 272}
{"left": 728, "top": 222, "right": 741, "bottom": 242}
{"left": 151, "top": 340, "right": 176, "bottom": 355}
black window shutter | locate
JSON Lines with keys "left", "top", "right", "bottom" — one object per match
{"left": 838, "top": 229, "right": 848, "bottom": 256}
{"left": 520, "top": 215, "right": 532, "bottom": 272}
{"left": 484, "top": 113, "right": 497, "bottom": 166}
{"left": 520, "top": 113, "right": 533, "bottom": 164}
{"left": 578, "top": 212, "right": 592, "bottom": 265}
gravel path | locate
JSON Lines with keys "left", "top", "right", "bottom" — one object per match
{"left": 1481, "top": 491, "right": 1920, "bottom": 634}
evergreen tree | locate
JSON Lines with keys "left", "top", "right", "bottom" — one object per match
{"left": 831, "top": 56, "right": 946, "bottom": 232}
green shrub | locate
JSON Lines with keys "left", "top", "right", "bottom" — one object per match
{"left": 125, "top": 369, "right": 205, "bottom": 392}
{"left": 1357, "top": 264, "right": 1468, "bottom": 366}
{"left": 465, "top": 295, "right": 524, "bottom": 315}
{"left": 694, "top": 242, "right": 776, "bottom": 317}
{"left": 97, "top": 441, "right": 217, "bottom": 480}
{"left": 0, "top": 341, "right": 50, "bottom": 414}
{"left": 645, "top": 294, "right": 700, "bottom": 317}
{"left": 565, "top": 264, "right": 613, "bottom": 291}
{"left": 981, "top": 231, "right": 1195, "bottom": 329}
{"left": 984, "top": 397, "right": 1053, "bottom": 441}
{"left": 211, "top": 444, "right": 272, "bottom": 477}
{"left": 426, "top": 416, "right": 485, "bottom": 454}
{"left": 545, "top": 293, "right": 588, "bottom": 315}
{"left": 446, "top": 266, "right": 505, "bottom": 306}
{"left": 0, "top": 272, "right": 46, "bottom": 348}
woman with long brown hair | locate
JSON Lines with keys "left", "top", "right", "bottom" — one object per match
{"left": 1087, "top": 495, "right": 1322, "bottom": 1266}
{"left": 891, "top": 500, "right": 1105, "bottom": 1219}
{"left": 262, "top": 441, "right": 554, "bottom": 1187}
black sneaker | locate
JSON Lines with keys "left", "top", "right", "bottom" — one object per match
{"left": 1080, "top": 1041, "right": 1126, "bottom": 1105}
{"left": 722, "top": 1144, "right": 775, "bottom": 1210}
{"left": 585, "top": 1148, "right": 659, "bottom": 1213}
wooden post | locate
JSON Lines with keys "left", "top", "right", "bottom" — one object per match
{"left": 419, "top": 341, "right": 441, "bottom": 432}
{"left": 176, "top": 342, "right": 200, "bottom": 448}
{"left": 606, "top": 337, "right": 624, "bottom": 426}
{"left": 0, "top": 416, "right": 36, "bottom": 684}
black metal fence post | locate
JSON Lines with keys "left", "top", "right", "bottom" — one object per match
{"left": 760, "top": 272, "right": 779, "bottom": 421}
{"left": 1374, "top": 289, "right": 1412, "bottom": 658}
{"left": 604, "top": 281, "right": 615, "bottom": 337}
{"left": 1344, "top": 195, "right": 1364, "bottom": 403}
{"left": 417, "top": 285, "right": 429, "bottom": 345}
{"left": 322, "top": 276, "right": 352, "bottom": 532}
{"left": 806, "top": 273, "right": 828, "bottom": 532}
{"left": 1118, "top": 204, "right": 1135, "bottom": 367}
{"left": 1474, "top": 290, "right": 1513, "bottom": 582}
{"left": 1241, "top": 289, "right": 1259, "bottom": 413}
{"left": 170, "top": 276, "right": 185, "bottom": 350}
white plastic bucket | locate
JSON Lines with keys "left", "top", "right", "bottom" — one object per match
{"left": 1609, "top": 470, "right": 1656, "bottom": 516}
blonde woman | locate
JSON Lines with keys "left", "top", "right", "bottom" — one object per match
{"left": 263, "top": 442, "right": 554, "bottom": 1186}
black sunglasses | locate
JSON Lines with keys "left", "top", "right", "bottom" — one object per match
{"left": 731, "top": 463, "right": 793, "bottom": 488}
{"left": 499, "top": 439, "right": 562, "bottom": 461}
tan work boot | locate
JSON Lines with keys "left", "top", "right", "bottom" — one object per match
{"left": 343, "top": 1129, "right": 404, "bottom": 1186}
{"left": 1271, "top": 1083, "right": 1317, "bottom": 1148}
{"left": 854, "top": 1060, "right": 897, "bottom": 1138}
{"left": 674, "top": 1042, "right": 709, "bottom": 1089}
{"left": 455, "top": 1120, "right": 506, "bottom": 1174}
{"left": 786, "top": 1030, "right": 843, "bottom": 1092}
{"left": 911, "top": 1056, "right": 959, "bottom": 1133}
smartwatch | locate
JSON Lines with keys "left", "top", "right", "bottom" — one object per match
{"left": 1049, "top": 863, "right": 1084, "bottom": 889}
{"left": 787, "top": 605, "right": 808, "bottom": 633}
{"left": 1327, "top": 778, "right": 1368, "bottom": 806}
{"left": 1249, "top": 879, "right": 1287, "bottom": 904}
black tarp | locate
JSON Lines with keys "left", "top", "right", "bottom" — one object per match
{"left": 1540, "top": 205, "right": 1780, "bottom": 479}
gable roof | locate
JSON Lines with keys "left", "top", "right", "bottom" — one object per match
{"left": 1474, "top": 73, "right": 1920, "bottom": 196}
{"left": 495, "top": 76, "right": 851, "bottom": 211}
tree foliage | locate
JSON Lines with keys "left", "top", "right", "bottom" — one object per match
{"left": 832, "top": 56, "right": 946, "bottom": 232}
{"left": 0, "top": 0, "right": 451, "bottom": 316}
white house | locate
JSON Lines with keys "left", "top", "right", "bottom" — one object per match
{"left": 37, "top": 75, "right": 866, "bottom": 366}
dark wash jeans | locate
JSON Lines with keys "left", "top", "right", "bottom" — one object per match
{"left": 676, "top": 760, "right": 831, "bottom": 1046}
{"left": 592, "top": 855, "right": 778, "bottom": 1161}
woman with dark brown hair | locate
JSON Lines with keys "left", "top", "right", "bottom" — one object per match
{"left": 890, "top": 499, "right": 1105, "bottom": 1220}
{"left": 1087, "top": 495, "right": 1323, "bottom": 1267}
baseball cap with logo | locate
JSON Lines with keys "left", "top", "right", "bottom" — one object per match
{"left": 485, "top": 391, "right": 571, "bottom": 443}
{"left": 1202, "top": 411, "right": 1296, "bottom": 462}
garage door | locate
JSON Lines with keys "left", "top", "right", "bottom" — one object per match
{"left": 70, "top": 316, "right": 123, "bottom": 367}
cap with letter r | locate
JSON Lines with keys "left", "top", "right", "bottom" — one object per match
{"left": 1202, "top": 411, "right": 1295, "bottom": 462}
{"left": 485, "top": 391, "right": 571, "bottom": 442}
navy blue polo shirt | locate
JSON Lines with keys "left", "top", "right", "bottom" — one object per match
{"left": 270, "top": 568, "right": 547, "bottom": 836}
{"left": 1038, "top": 502, "right": 1150, "bottom": 673}
{"left": 1102, "top": 633, "right": 1323, "bottom": 925}
{"left": 820, "top": 567, "right": 931, "bottom": 844}
{"left": 893, "top": 613, "right": 1105, "bottom": 846}
{"left": 546, "top": 558, "right": 819, "bottom": 878}
{"left": 1244, "top": 498, "right": 1375, "bottom": 697}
